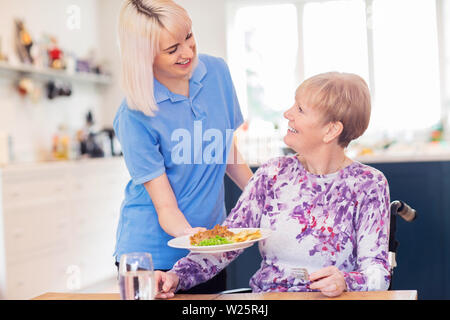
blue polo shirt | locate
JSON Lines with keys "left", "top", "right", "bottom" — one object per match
{"left": 113, "top": 54, "right": 244, "bottom": 269}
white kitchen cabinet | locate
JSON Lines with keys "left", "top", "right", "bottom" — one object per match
{"left": 0, "top": 158, "right": 130, "bottom": 299}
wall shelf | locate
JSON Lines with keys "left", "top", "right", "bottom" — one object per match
{"left": 0, "top": 60, "right": 112, "bottom": 85}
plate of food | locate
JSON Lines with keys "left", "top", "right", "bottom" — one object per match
{"left": 168, "top": 225, "right": 271, "bottom": 253}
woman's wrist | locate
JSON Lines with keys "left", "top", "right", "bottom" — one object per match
{"left": 342, "top": 271, "right": 366, "bottom": 292}
{"left": 167, "top": 270, "right": 181, "bottom": 292}
{"left": 157, "top": 208, "right": 192, "bottom": 237}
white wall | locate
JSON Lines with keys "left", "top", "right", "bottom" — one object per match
{"left": 442, "top": 0, "right": 450, "bottom": 117}
{"left": 97, "top": 0, "right": 124, "bottom": 128}
{"left": 0, "top": 0, "right": 105, "bottom": 163}
{"left": 177, "top": 0, "right": 228, "bottom": 59}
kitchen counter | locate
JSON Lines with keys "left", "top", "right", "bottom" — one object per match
{"left": 351, "top": 142, "right": 450, "bottom": 164}
{"left": 0, "top": 156, "right": 124, "bottom": 172}
{"left": 247, "top": 147, "right": 450, "bottom": 166}
{"left": 354, "top": 151, "right": 450, "bottom": 164}
{"left": 4, "top": 148, "right": 450, "bottom": 169}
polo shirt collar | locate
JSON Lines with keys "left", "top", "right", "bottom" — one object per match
{"left": 153, "top": 78, "right": 170, "bottom": 104}
{"left": 190, "top": 58, "right": 207, "bottom": 85}
{"left": 153, "top": 58, "right": 207, "bottom": 104}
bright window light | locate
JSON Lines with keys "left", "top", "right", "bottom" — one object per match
{"left": 228, "top": 0, "right": 443, "bottom": 151}
{"left": 303, "top": 0, "right": 369, "bottom": 84}
{"left": 369, "top": 0, "right": 441, "bottom": 137}
{"left": 233, "top": 4, "right": 298, "bottom": 127}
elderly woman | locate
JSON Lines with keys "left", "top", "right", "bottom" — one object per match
{"left": 155, "top": 72, "right": 391, "bottom": 298}
{"left": 114, "top": 0, "right": 253, "bottom": 294}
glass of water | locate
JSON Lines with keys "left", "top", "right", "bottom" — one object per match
{"left": 119, "top": 252, "right": 155, "bottom": 300}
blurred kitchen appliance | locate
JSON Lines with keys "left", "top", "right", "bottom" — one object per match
{"left": 77, "top": 111, "right": 103, "bottom": 158}
{"left": 99, "top": 128, "right": 121, "bottom": 157}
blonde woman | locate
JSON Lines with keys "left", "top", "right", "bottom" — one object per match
{"left": 113, "top": 0, "right": 253, "bottom": 293}
{"left": 155, "top": 72, "right": 391, "bottom": 298}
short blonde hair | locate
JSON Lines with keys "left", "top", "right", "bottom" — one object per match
{"left": 297, "top": 72, "right": 371, "bottom": 148}
{"left": 118, "top": 0, "right": 192, "bottom": 116}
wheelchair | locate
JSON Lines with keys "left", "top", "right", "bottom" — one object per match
{"left": 388, "top": 200, "right": 417, "bottom": 289}
{"left": 219, "top": 200, "right": 418, "bottom": 294}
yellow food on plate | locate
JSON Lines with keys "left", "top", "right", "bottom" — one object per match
{"left": 231, "top": 229, "right": 262, "bottom": 243}
{"left": 189, "top": 225, "right": 262, "bottom": 246}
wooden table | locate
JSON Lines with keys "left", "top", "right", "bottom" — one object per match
{"left": 32, "top": 290, "right": 417, "bottom": 300}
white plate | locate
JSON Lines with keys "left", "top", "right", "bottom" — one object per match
{"left": 167, "top": 228, "right": 272, "bottom": 253}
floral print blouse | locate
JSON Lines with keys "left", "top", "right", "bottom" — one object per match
{"left": 171, "top": 155, "right": 391, "bottom": 292}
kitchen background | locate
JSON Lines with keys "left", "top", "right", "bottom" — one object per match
{"left": 0, "top": 0, "right": 449, "bottom": 300}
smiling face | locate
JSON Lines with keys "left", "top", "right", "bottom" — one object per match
{"left": 283, "top": 87, "right": 330, "bottom": 154}
{"left": 153, "top": 28, "right": 197, "bottom": 83}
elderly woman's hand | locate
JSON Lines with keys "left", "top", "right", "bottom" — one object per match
{"left": 154, "top": 271, "right": 179, "bottom": 299}
{"left": 309, "top": 266, "right": 347, "bottom": 297}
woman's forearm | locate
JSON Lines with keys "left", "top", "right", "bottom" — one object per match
{"left": 144, "top": 174, "right": 193, "bottom": 238}
{"left": 343, "top": 265, "right": 391, "bottom": 291}
{"left": 157, "top": 207, "right": 193, "bottom": 238}
{"left": 226, "top": 137, "right": 253, "bottom": 190}
{"left": 226, "top": 162, "right": 253, "bottom": 190}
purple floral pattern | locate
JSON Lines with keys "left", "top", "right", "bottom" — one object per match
{"left": 172, "top": 155, "right": 391, "bottom": 292}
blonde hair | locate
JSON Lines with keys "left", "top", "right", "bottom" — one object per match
{"left": 118, "top": 0, "right": 193, "bottom": 116}
{"left": 297, "top": 72, "right": 371, "bottom": 148}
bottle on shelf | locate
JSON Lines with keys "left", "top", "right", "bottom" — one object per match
{"left": 52, "top": 124, "right": 70, "bottom": 161}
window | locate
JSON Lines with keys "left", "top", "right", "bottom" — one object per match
{"left": 369, "top": 0, "right": 441, "bottom": 136}
{"left": 230, "top": 3, "right": 298, "bottom": 126}
{"left": 303, "top": 0, "right": 369, "bottom": 82}
{"left": 227, "top": 3, "right": 299, "bottom": 163}
{"left": 228, "top": 0, "right": 445, "bottom": 159}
